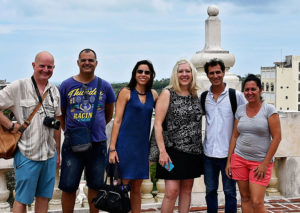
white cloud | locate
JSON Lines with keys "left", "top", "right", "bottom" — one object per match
{"left": 1, "top": 0, "right": 300, "bottom": 83}
{"left": 0, "top": 25, "right": 15, "bottom": 34}
{"left": 151, "top": 0, "right": 173, "bottom": 12}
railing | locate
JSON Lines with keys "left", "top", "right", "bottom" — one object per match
{"left": 0, "top": 111, "right": 299, "bottom": 211}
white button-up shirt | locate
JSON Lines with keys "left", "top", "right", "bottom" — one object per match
{"left": 203, "top": 85, "right": 245, "bottom": 158}
{"left": 0, "top": 78, "right": 61, "bottom": 161}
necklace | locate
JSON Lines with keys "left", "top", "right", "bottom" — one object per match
{"left": 135, "top": 88, "right": 146, "bottom": 96}
{"left": 137, "top": 91, "right": 146, "bottom": 96}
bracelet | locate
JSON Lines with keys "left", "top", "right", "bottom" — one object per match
{"left": 109, "top": 149, "right": 116, "bottom": 152}
{"left": 8, "top": 123, "right": 15, "bottom": 132}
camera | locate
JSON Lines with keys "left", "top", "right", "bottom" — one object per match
{"left": 43, "top": 116, "right": 61, "bottom": 130}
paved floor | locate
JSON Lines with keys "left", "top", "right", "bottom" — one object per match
{"left": 45, "top": 196, "right": 300, "bottom": 213}
{"left": 141, "top": 197, "right": 300, "bottom": 213}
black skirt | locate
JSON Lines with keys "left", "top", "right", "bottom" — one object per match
{"left": 155, "top": 147, "right": 204, "bottom": 180}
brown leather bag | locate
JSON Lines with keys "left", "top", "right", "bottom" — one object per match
{"left": 0, "top": 125, "right": 22, "bottom": 159}
{"left": 0, "top": 91, "right": 48, "bottom": 159}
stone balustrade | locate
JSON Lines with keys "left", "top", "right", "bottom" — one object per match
{"left": 0, "top": 111, "right": 299, "bottom": 211}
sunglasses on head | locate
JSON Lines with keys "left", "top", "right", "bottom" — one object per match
{"left": 137, "top": 69, "right": 151, "bottom": 75}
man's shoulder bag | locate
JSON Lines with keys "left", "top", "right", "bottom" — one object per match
{"left": 0, "top": 125, "right": 21, "bottom": 159}
{"left": 0, "top": 91, "right": 48, "bottom": 159}
{"left": 69, "top": 77, "right": 102, "bottom": 153}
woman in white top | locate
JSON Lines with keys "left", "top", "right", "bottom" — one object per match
{"left": 225, "top": 74, "right": 281, "bottom": 213}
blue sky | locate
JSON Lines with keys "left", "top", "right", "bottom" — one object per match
{"left": 1, "top": 0, "right": 300, "bottom": 84}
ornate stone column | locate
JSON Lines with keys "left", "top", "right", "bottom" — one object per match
{"left": 141, "top": 169, "right": 155, "bottom": 203}
{"left": 48, "top": 169, "right": 62, "bottom": 210}
{"left": 155, "top": 179, "right": 165, "bottom": 203}
{"left": 0, "top": 169, "right": 10, "bottom": 212}
{"left": 0, "top": 159, "right": 13, "bottom": 212}
{"left": 190, "top": 5, "right": 240, "bottom": 92}
{"left": 266, "top": 158, "right": 281, "bottom": 196}
{"left": 82, "top": 181, "right": 89, "bottom": 208}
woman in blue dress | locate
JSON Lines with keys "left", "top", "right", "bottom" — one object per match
{"left": 109, "top": 60, "right": 158, "bottom": 213}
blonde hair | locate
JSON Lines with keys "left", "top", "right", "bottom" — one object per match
{"left": 167, "top": 59, "right": 198, "bottom": 98}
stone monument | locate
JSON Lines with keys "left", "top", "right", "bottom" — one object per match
{"left": 190, "top": 5, "right": 241, "bottom": 92}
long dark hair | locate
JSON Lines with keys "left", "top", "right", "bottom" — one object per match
{"left": 127, "top": 60, "right": 156, "bottom": 91}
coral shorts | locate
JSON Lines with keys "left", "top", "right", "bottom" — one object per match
{"left": 230, "top": 153, "right": 273, "bottom": 186}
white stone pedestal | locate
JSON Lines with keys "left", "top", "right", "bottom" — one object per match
{"left": 48, "top": 169, "right": 62, "bottom": 210}
{"left": 0, "top": 159, "right": 13, "bottom": 213}
{"left": 0, "top": 170, "right": 10, "bottom": 212}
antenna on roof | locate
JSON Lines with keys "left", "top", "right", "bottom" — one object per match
{"left": 280, "top": 49, "right": 282, "bottom": 68}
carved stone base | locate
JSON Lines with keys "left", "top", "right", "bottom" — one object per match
{"left": 265, "top": 190, "right": 281, "bottom": 196}
{"left": 82, "top": 197, "right": 89, "bottom": 208}
{"left": 0, "top": 170, "right": 10, "bottom": 212}
{"left": 155, "top": 179, "right": 165, "bottom": 203}
{"left": 141, "top": 194, "right": 155, "bottom": 204}
{"left": 0, "top": 202, "right": 10, "bottom": 212}
{"left": 141, "top": 178, "right": 154, "bottom": 204}
{"left": 74, "top": 198, "right": 81, "bottom": 208}
{"left": 266, "top": 158, "right": 281, "bottom": 196}
{"left": 48, "top": 198, "right": 62, "bottom": 210}
{"left": 155, "top": 193, "right": 164, "bottom": 203}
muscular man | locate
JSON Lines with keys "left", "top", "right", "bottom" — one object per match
{"left": 58, "top": 48, "right": 116, "bottom": 213}
{"left": 0, "top": 51, "right": 61, "bottom": 213}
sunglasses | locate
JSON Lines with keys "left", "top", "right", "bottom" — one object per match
{"left": 137, "top": 69, "right": 151, "bottom": 75}
{"left": 80, "top": 58, "right": 96, "bottom": 63}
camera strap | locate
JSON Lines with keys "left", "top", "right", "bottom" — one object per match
{"left": 18, "top": 90, "right": 48, "bottom": 133}
{"left": 31, "top": 76, "right": 54, "bottom": 117}
{"left": 31, "top": 76, "right": 46, "bottom": 104}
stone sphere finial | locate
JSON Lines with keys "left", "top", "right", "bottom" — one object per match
{"left": 207, "top": 5, "right": 219, "bottom": 16}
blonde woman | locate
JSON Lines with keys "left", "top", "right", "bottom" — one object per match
{"left": 154, "top": 59, "right": 203, "bottom": 213}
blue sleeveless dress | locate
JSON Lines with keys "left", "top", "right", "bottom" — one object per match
{"left": 116, "top": 89, "right": 154, "bottom": 179}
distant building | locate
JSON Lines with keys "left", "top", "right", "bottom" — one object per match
{"left": 0, "top": 80, "right": 9, "bottom": 90}
{"left": 261, "top": 55, "right": 300, "bottom": 111}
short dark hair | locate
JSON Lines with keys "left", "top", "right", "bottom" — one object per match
{"left": 78, "top": 48, "right": 97, "bottom": 59}
{"left": 204, "top": 58, "right": 225, "bottom": 74}
{"left": 242, "top": 74, "right": 262, "bottom": 91}
{"left": 127, "top": 60, "right": 156, "bottom": 92}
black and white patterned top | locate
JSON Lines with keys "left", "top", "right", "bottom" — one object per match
{"left": 163, "top": 88, "right": 203, "bottom": 155}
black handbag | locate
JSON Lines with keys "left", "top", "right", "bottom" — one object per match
{"left": 149, "top": 120, "right": 168, "bottom": 162}
{"left": 69, "top": 78, "right": 102, "bottom": 153}
{"left": 92, "top": 163, "right": 131, "bottom": 213}
{"left": 149, "top": 127, "right": 159, "bottom": 162}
